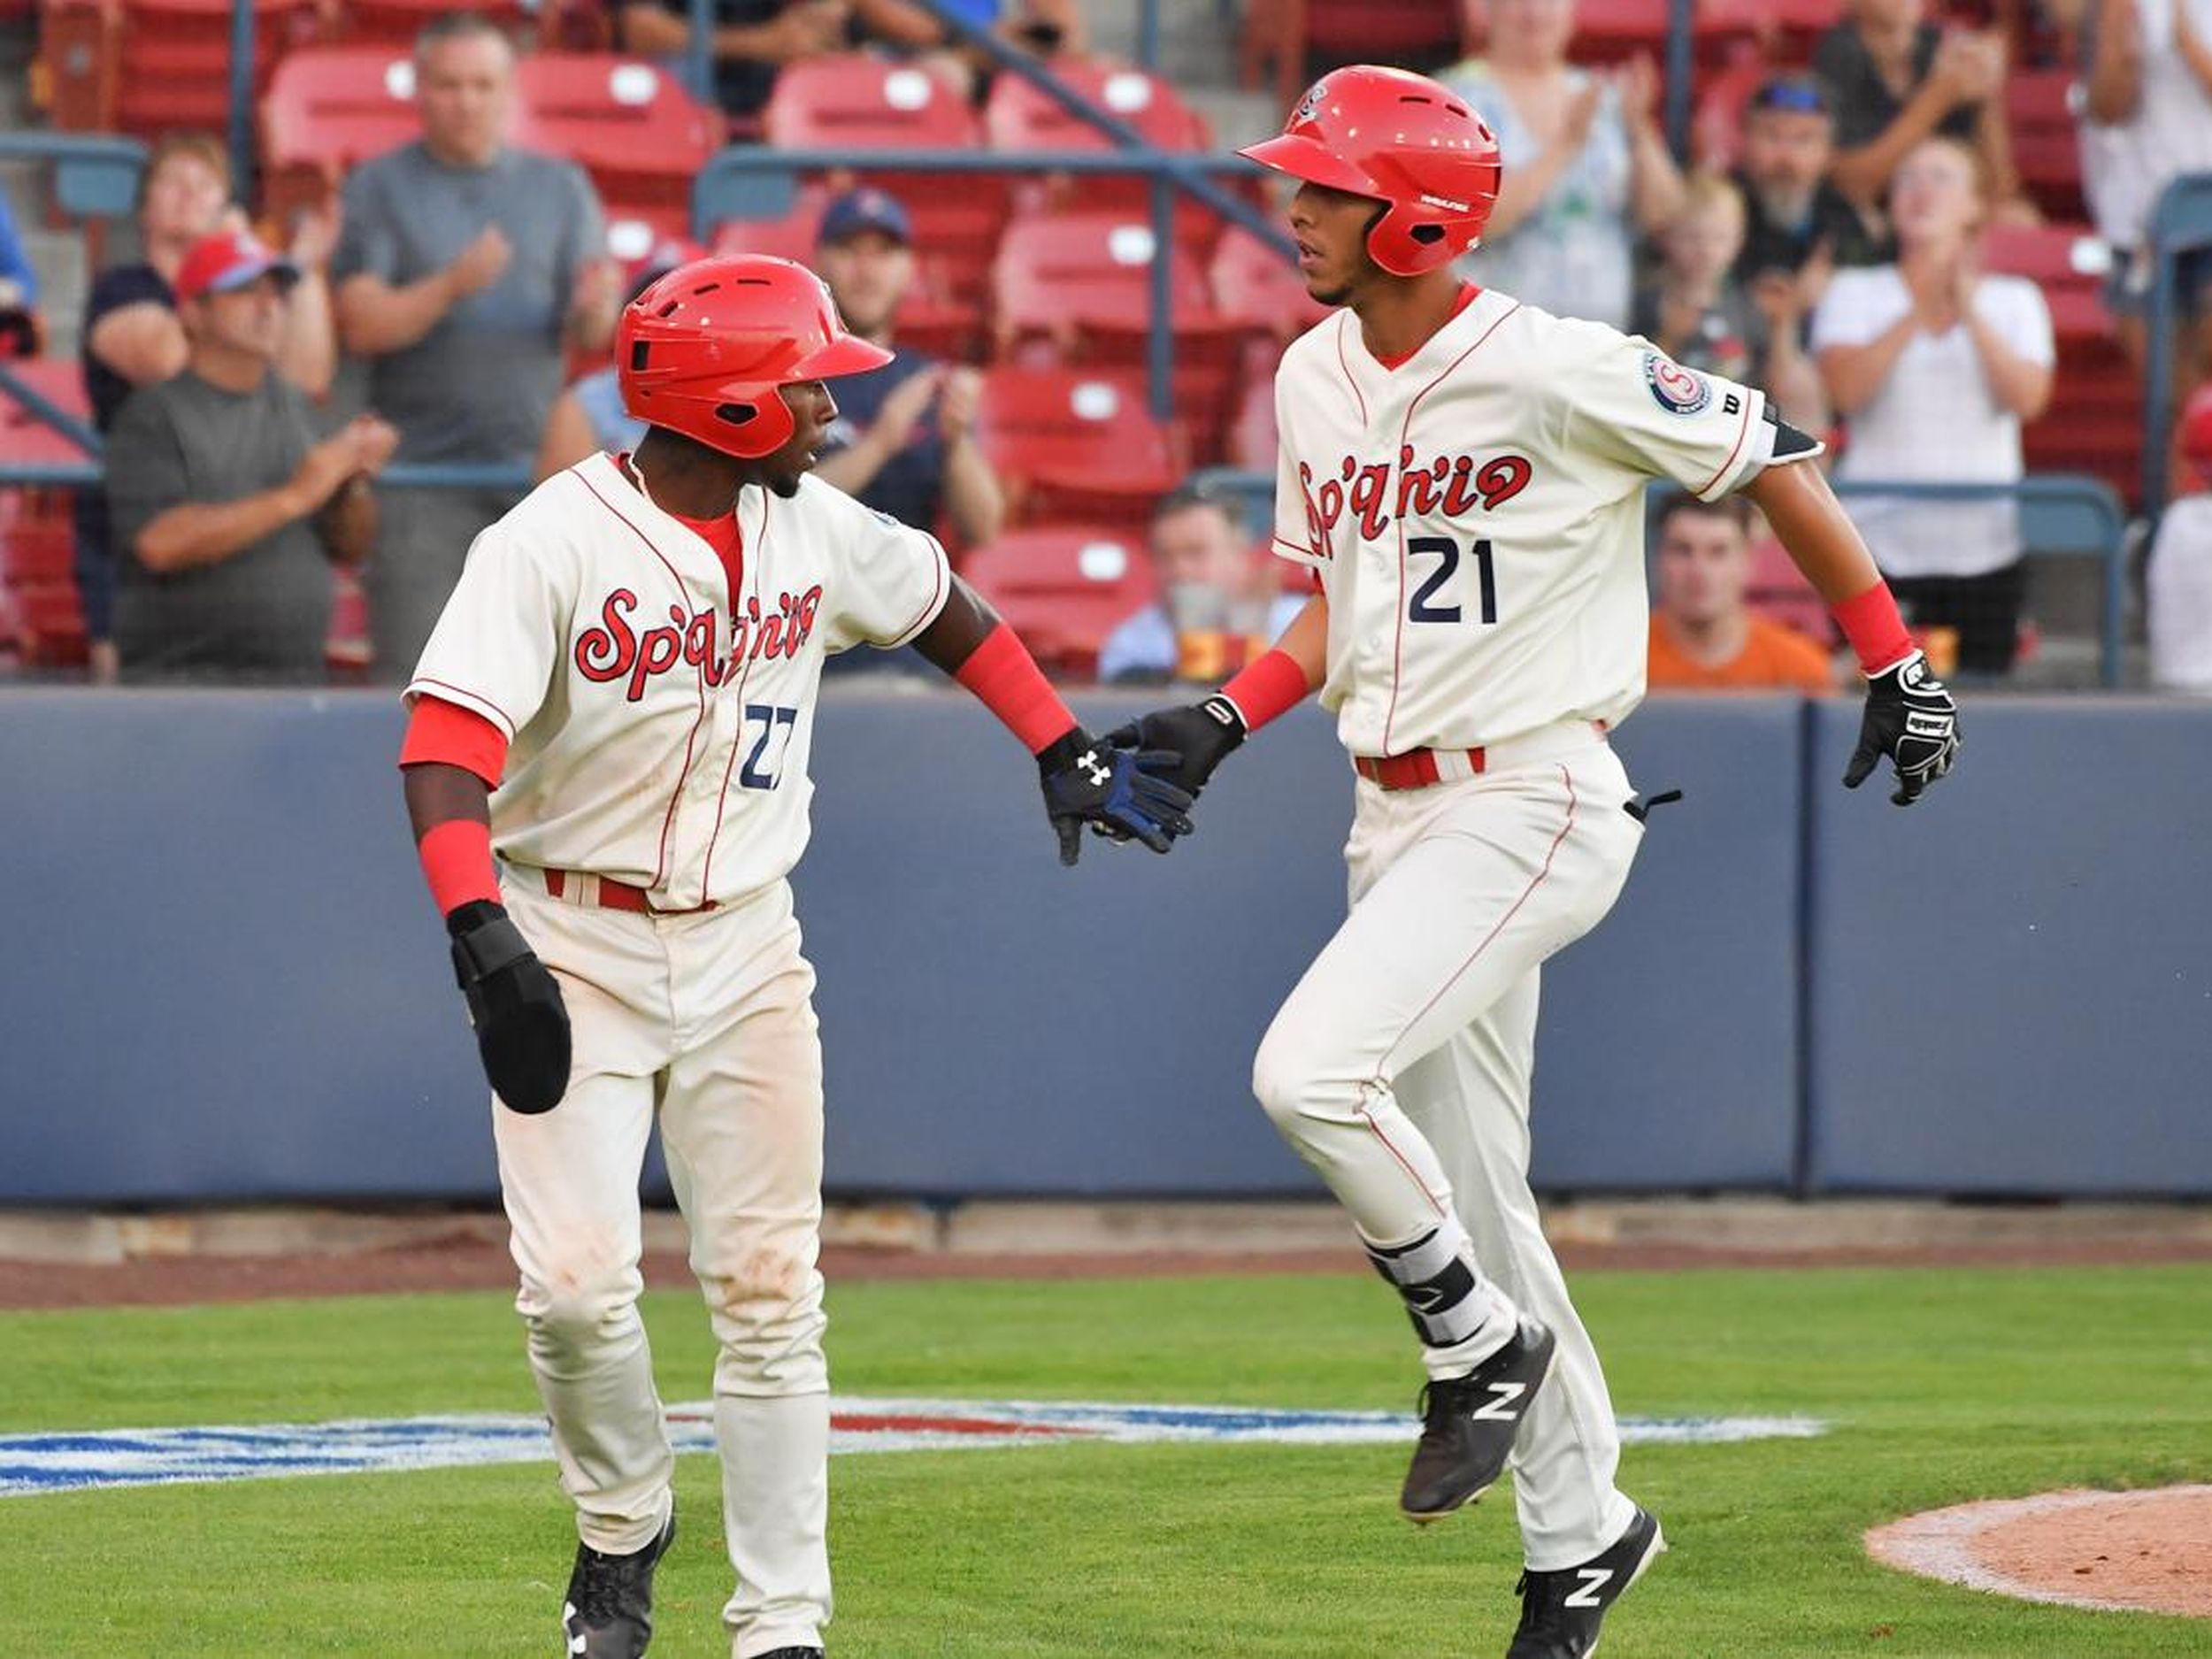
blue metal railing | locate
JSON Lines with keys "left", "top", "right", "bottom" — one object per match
{"left": 1192, "top": 467, "right": 2132, "bottom": 687}
{"left": 0, "top": 133, "right": 146, "bottom": 223}
{"left": 694, "top": 147, "right": 1288, "bottom": 425}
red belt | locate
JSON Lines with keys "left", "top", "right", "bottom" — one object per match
{"left": 542, "top": 870, "right": 718, "bottom": 916}
{"left": 1353, "top": 748, "right": 1486, "bottom": 791}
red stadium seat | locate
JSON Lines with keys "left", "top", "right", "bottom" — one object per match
{"left": 260, "top": 47, "right": 419, "bottom": 227}
{"left": 1697, "top": 0, "right": 1837, "bottom": 66}
{"left": 1980, "top": 223, "right": 2115, "bottom": 342}
{"left": 1746, "top": 534, "right": 1834, "bottom": 643}
{"left": 710, "top": 186, "right": 833, "bottom": 265}
{"left": 0, "top": 369, "right": 91, "bottom": 670}
{"left": 762, "top": 54, "right": 1006, "bottom": 302}
{"left": 515, "top": 55, "right": 718, "bottom": 250}
{"left": 0, "top": 361, "right": 95, "bottom": 470}
{"left": 994, "top": 213, "right": 1243, "bottom": 459}
{"left": 2006, "top": 70, "right": 2085, "bottom": 222}
{"left": 974, "top": 368, "right": 1184, "bottom": 529}
{"left": 1689, "top": 60, "right": 1770, "bottom": 173}
{"left": 331, "top": 0, "right": 535, "bottom": 46}
{"left": 1242, "top": 0, "right": 1468, "bottom": 111}
{"left": 1209, "top": 227, "right": 1327, "bottom": 342}
{"left": 37, "top": 0, "right": 313, "bottom": 135}
{"left": 764, "top": 52, "right": 980, "bottom": 149}
{"left": 984, "top": 63, "right": 1222, "bottom": 241}
{"left": 1979, "top": 223, "right": 2135, "bottom": 503}
{"left": 1226, "top": 370, "right": 1279, "bottom": 472}
{"left": 958, "top": 523, "right": 1159, "bottom": 678}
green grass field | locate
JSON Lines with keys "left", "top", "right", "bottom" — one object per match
{"left": 1, "top": 1263, "right": 2207, "bottom": 1656}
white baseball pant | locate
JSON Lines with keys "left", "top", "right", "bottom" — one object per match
{"left": 1251, "top": 726, "right": 1647, "bottom": 1570}
{"left": 495, "top": 872, "right": 833, "bottom": 1659}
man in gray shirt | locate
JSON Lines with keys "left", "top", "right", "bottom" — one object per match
{"left": 332, "top": 11, "right": 621, "bottom": 678}
{"left": 106, "top": 229, "right": 398, "bottom": 681}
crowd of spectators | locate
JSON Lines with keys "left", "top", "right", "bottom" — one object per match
{"left": 611, "top": 0, "right": 1086, "bottom": 122}
{"left": 6, "top": 1, "right": 2211, "bottom": 692}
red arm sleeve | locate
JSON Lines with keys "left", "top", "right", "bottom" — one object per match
{"left": 400, "top": 695, "right": 511, "bottom": 789}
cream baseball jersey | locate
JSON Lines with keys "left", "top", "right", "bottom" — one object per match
{"left": 407, "top": 451, "right": 950, "bottom": 910}
{"left": 1271, "top": 290, "right": 1772, "bottom": 757}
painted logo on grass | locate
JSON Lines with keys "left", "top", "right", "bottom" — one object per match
{"left": 0, "top": 1399, "right": 1826, "bottom": 1498}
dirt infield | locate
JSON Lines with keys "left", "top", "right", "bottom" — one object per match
{"left": 1867, "top": 1487, "right": 2212, "bottom": 1619}
{"left": 4, "top": 1217, "right": 2210, "bottom": 1310}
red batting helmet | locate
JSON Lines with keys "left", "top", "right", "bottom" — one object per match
{"left": 617, "top": 254, "right": 891, "bottom": 460}
{"left": 1239, "top": 65, "right": 1502, "bottom": 277}
{"left": 2182, "top": 383, "right": 2212, "bottom": 473}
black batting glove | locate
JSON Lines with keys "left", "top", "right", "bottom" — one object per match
{"left": 1037, "top": 726, "right": 1195, "bottom": 865}
{"left": 446, "top": 899, "right": 572, "bottom": 1114}
{"left": 1104, "top": 693, "right": 1248, "bottom": 800}
{"left": 1843, "top": 650, "right": 1960, "bottom": 807}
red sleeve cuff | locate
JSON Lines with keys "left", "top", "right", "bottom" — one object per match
{"left": 1831, "top": 580, "right": 1916, "bottom": 676}
{"left": 401, "top": 695, "right": 510, "bottom": 788}
{"left": 1220, "top": 649, "right": 1311, "bottom": 733}
{"left": 954, "top": 620, "right": 1079, "bottom": 754}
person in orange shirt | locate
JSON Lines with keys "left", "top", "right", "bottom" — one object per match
{"left": 1647, "top": 491, "right": 1838, "bottom": 693}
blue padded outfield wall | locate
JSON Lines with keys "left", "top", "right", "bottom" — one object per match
{"left": 0, "top": 688, "right": 2206, "bottom": 1203}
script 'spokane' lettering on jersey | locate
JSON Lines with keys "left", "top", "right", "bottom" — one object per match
{"left": 1271, "top": 291, "right": 1766, "bottom": 757}
{"left": 407, "top": 452, "right": 949, "bottom": 911}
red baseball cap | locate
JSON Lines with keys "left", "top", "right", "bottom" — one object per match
{"left": 173, "top": 229, "right": 301, "bottom": 304}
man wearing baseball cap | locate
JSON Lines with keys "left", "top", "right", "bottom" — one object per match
{"left": 811, "top": 187, "right": 1003, "bottom": 550}
{"left": 102, "top": 228, "right": 401, "bottom": 680}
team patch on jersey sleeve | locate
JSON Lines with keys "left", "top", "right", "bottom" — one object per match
{"left": 1641, "top": 351, "right": 1713, "bottom": 416}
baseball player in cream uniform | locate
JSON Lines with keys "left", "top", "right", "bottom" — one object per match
{"left": 1110, "top": 67, "right": 1960, "bottom": 1659}
{"left": 396, "top": 255, "right": 1189, "bottom": 1659}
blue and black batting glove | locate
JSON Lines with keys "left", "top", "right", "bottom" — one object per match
{"left": 1037, "top": 726, "right": 1195, "bottom": 865}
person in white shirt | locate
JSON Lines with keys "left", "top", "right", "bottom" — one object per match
{"left": 2078, "top": 0, "right": 2212, "bottom": 382}
{"left": 2150, "top": 383, "right": 2212, "bottom": 691}
{"left": 1436, "top": 0, "right": 1685, "bottom": 329}
{"left": 1096, "top": 482, "right": 1307, "bottom": 684}
{"left": 1812, "top": 134, "right": 2055, "bottom": 674}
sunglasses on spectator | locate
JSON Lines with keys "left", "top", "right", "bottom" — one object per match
{"left": 1750, "top": 81, "right": 1827, "bottom": 115}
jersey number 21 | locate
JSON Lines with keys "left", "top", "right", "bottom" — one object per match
{"left": 1407, "top": 536, "right": 1499, "bottom": 625}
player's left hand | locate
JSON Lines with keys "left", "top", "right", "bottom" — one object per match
{"left": 1843, "top": 649, "right": 1959, "bottom": 806}
{"left": 447, "top": 899, "right": 572, "bottom": 1113}
{"left": 1037, "top": 726, "right": 1194, "bottom": 864}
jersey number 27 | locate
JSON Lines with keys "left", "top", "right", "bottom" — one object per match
{"left": 1408, "top": 536, "right": 1499, "bottom": 625}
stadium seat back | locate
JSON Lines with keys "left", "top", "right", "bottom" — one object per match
{"left": 959, "top": 523, "right": 1158, "bottom": 677}
{"left": 516, "top": 55, "right": 717, "bottom": 246}
{"left": 974, "top": 368, "right": 1183, "bottom": 526}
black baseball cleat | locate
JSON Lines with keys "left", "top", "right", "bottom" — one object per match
{"left": 1505, "top": 1504, "right": 1666, "bottom": 1658}
{"left": 1400, "top": 1317, "right": 1556, "bottom": 1523}
{"left": 752, "top": 1649, "right": 826, "bottom": 1658}
{"left": 561, "top": 1514, "right": 675, "bottom": 1658}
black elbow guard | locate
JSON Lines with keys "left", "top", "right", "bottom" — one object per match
{"left": 1762, "top": 400, "right": 1822, "bottom": 461}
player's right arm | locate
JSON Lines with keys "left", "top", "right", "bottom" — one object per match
{"left": 1105, "top": 372, "right": 1331, "bottom": 798}
{"left": 400, "top": 698, "right": 572, "bottom": 1118}
{"left": 396, "top": 517, "right": 577, "bottom": 1114}
{"left": 1101, "top": 597, "right": 1324, "bottom": 801}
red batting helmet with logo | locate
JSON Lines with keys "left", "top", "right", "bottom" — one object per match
{"left": 1239, "top": 65, "right": 1503, "bottom": 277}
{"left": 617, "top": 254, "right": 891, "bottom": 460}
{"left": 2182, "top": 383, "right": 2212, "bottom": 473}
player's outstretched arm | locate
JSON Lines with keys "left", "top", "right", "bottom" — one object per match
{"left": 1745, "top": 461, "right": 1960, "bottom": 806}
{"left": 912, "top": 576, "right": 1195, "bottom": 865}
{"left": 1105, "top": 594, "right": 1329, "bottom": 800}
{"left": 400, "top": 705, "right": 571, "bottom": 1115}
